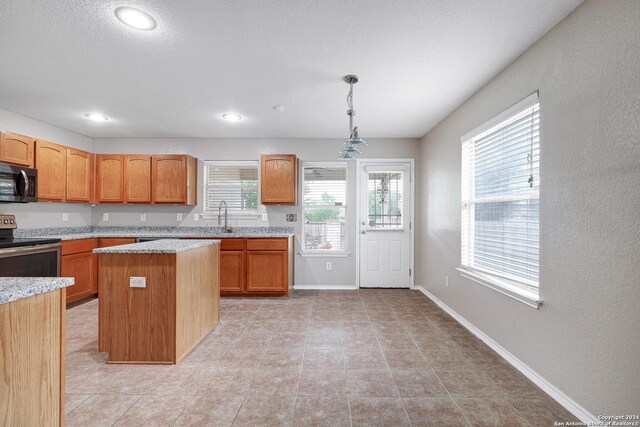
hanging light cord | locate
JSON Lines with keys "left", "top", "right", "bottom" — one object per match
{"left": 347, "top": 81, "right": 355, "bottom": 134}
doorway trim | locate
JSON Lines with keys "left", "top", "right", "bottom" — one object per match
{"left": 355, "top": 158, "right": 415, "bottom": 289}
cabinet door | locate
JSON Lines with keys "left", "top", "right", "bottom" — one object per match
{"left": 152, "top": 155, "right": 186, "bottom": 203}
{"left": 220, "top": 251, "right": 245, "bottom": 293}
{"left": 66, "top": 148, "right": 94, "bottom": 203}
{"left": 35, "top": 140, "right": 66, "bottom": 201}
{"left": 125, "top": 155, "right": 152, "bottom": 203}
{"left": 246, "top": 251, "right": 287, "bottom": 293}
{"left": 260, "top": 154, "right": 297, "bottom": 205}
{"left": 62, "top": 252, "right": 98, "bottom": 304}
{"left": 0, "top": 132, "right": 35, "bottom": 167}
{"left": 96, "top": 155, "right": 125, "bottom": 203}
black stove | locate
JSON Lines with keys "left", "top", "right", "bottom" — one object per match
{"left": 0, "top": 215, "right": 61, "bottom": 248}
{"left": 0, "top": 215, "right": 61, "bottom": 277}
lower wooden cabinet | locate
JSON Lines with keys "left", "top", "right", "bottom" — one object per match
{"left": 186, "top": 237, "right": 293, "bottom": 295}
{"left": 61, "top": 239, "right": 98, "bottom": 304}
{"left": 62, "top": 238, "right": 136, "bottom": 304}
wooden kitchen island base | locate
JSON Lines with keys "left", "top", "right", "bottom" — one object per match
{"left": 96, "top": 240, "right": 220, "bottom": 364}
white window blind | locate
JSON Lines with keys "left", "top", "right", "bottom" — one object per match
{"left": 302, "top": 162, "right": 347, "bottom": 252}
{"left": 203, "top": 161, "right": 259, "bottom": 218}
{"left": 461, "top": 95, "right": 540, "bottom": 289}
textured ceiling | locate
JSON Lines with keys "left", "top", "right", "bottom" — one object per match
{"left": 0, "top": 0, "right": 582, "bottom": 138}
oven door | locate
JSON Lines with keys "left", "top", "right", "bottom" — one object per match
{"left": 0, "top": 163, "right": 38, "bottom": 203}
{"left": 0, "top": 243, "right": 60, "bottom": 277}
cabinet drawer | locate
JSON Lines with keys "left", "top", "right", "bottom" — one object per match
{"left": 246, "top": 238, "right": 288, "bottom": 251}
{"left": 220, "top": 239, "right": 246, "bottom": 251}
{"left": 61, "top": 238, "right": 98, "bottom": 256}
{"left": 98, "top": 238, "right": 136, "bottom": 248}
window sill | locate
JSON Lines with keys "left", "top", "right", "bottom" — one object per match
{"left": 456, "top": 268, "right": 542, "bottom": 309}
{"left": 298, "top": 252, "right": 350, "bottom": 258}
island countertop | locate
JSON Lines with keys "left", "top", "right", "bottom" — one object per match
{"left": 93, "top": 238, "right": 220, "bottom": 254}
{"left": 0, "top": 277, "right": 75, "bottom": 304}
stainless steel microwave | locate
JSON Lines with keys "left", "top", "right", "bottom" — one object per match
{"left": 0, "top": 163, "right": 37, "bottom": 203}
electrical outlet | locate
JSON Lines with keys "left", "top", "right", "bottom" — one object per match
{"left": 140, "top": 213, "right": 146, "bottom": 222}
{"left": 194, "top": 213, "right": 199, "bottom": 221}
{"left": 102, "top": 213, "right": 109, "bottom": 221}
{"left": 177, "top": 213, "right": 183, "bottom": 221}
{"left": 445, "top": 276, "right": 449, "bottom": 287}
{"left": 262, "top": 213, "right": 268, "bottom": 221}
{"left": 326, "top": 262, "right": 332, "bottom": 271}
{"left": 62, "top": 212, "right": 69, "bottom": 222}
{"left": 129, "top": 276, "right": 146, "bottom": 288}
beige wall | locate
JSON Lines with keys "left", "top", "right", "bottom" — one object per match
{"left": 417, "top": 0, "right": 639, "bottom": 415}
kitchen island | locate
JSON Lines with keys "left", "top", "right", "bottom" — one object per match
{"left": 95, "top": 239, "right": 220, "bottom": 364}
{"left": 0, "top": 277, "right": 74, "bottom": 427}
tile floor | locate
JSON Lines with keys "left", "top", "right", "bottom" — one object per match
{"left": 65, "top": 289, "right": 578, "bottom": 426}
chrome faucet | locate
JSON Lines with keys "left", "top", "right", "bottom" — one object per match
{"left": 217, "top": 201, "right": 232, "bottom": 232}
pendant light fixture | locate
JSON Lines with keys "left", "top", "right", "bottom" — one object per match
{"left": 338, "top": 75, "right": 368, "bottom": 160}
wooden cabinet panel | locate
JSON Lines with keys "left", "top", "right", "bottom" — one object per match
{"left": 260, "top": 154, "right": 297, "bottom": 205}
{"left": 65, "top": 148, "right": 94, "bottom": 203}
{"left": 220, "top": 239, "right": 245, "bottom": 251}
{"left": 96, "top": 155, "right": 125, "bottom": 203}
{"left": 246, "top": 239, "right": 288, "bottom": 251}
{"left": 61, "top": 238, "right": 98, "bottom": 256}
{"left": 0, "top": 131, "right": 35, "bottom": 167}
{"left": 35, "top": 140, "right": 66, "bottom": 201}
{"left": 98, "top": 238, "right": 136, "bottom": 248}
{"left": 152, "top": 155, "right": 197, "bottom": 205}
{"left": 125, "top": 155, "right": 152, "bottom": 203}
{"left": 62, "top": 251, "right": 98, "bottom": 304}
{"left": 246, "top": 251, "right": 287, "bottom": 293}
{"left": 220, "top": 251, "right": 244, "bottom": 293}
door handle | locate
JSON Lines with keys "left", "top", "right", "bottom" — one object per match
{"left": 361, "top": 221, "right": 366, "bottom": 225}
{"left": 361, "top": 230, "right": 366, "bottom": 234}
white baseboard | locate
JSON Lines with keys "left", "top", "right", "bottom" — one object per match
{"left": 293, "top": 284, "right": 358, "bottom": 290}
{"left": 415, "top": 285, "right": 597, "bottom": 424}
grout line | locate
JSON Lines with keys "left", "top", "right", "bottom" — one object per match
{"left": 290, "top": 294, "right": 313, "bottom": 426}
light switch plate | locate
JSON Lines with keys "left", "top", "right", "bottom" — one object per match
{"left": 130, "top": 276, "right": 146, "bottom": 288}
{"left": 62, "top": 212, "right": 69, "bottom": 222}
{"left": 140, "top": 213, "right": 146, "bottom": 222}
{"left": 177, "top": 213, "right": 183, "bottom": 221}
{"left": 102, "top": 213, "right": 109, "bottom": 221}
{"left": 194, "top": 213, "right": 199, "bottom": 221}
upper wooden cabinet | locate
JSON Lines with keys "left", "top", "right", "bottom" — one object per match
{"left": 260, "top": 154, "right": 297, "bottom": 205}
{"left": 125, "top": 155, "right": 152, "bottom": 203}
{"left": 96, "top": 155, "right": 125, "bottom": 203}
{"left": 152, "top": 155, "right": 197, "bottom": 205}
{"left": 66, "top": 148, "right": 94, "bottom": 203}
{"left": 0, "top": 131, "right": 35, "bottom": 167}
{"left": 35, "top": 140, "right": 66, "bottom": 202}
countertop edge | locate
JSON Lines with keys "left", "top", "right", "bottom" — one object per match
{"left": 0, "top": 277, "right": 75, "bottom": 305}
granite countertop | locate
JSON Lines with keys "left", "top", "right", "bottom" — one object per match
{"left": 16, "top": 226, "right": 294, "bottom": 241}
{"left": 93, "top": 238, "right": 220, "bottom": 254}
{"left": 0, "top": 277, "right": 75, "bottom": 305}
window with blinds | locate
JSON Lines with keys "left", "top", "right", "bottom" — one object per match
{"left": 302, "top": 162, "right": 347, "bottom": 252}
{"left": 203, "top": 161, "right": 259, "bottom": 219}
{"left": 461, "top": 94, "right": 540, "bottom": 289}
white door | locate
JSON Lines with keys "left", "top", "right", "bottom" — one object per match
{"left": 358, "top": 161, "right": 413, "bottom": 288}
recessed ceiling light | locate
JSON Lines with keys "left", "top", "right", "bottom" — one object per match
{"left": 273, "top": 105, "right": 285, "bottom": 111}
{"left": 115, "top": 7, "right": 156, "bottom": 31}
{"left": 85, "top": 113, "right": 109, "bottom": 122}
{"left": 222, "top": 113, "right": 242, "bottom": 121}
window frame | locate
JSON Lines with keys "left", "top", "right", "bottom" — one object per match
{"left": 202, "top": 160, "right": 260, "bottom": 220}
{"left": 300, "top": 161, "right": 349, "bottom": 256}
{"left": 459, "top": 92, "right": 542, "bottom": 308}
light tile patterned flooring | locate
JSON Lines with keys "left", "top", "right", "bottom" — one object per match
{"left": 65, "top": 290, "right": 578, "bottom": 426}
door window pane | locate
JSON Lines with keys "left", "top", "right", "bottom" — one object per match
{"left": 367, "top": 172, "right": 403, "bottom": 229}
